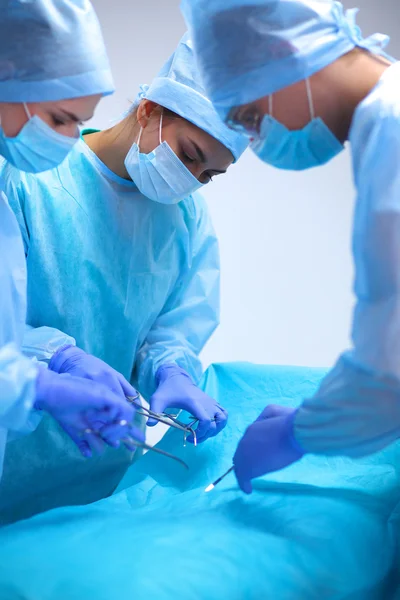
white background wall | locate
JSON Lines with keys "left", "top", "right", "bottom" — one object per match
{"left": 91, "top": 0, "right": 399, "bottom": 371}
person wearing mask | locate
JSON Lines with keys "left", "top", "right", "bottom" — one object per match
{"left": 0, "top": 0, "right": 143, "bottom": 494}
{"left": 182, "top": 0, "right": 400, "bottom": 492}
{"left": 0, "top": 33, "right": 248, "bottom": 522}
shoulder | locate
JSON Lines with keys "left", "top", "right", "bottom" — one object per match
{"left": 0, "top": 158, "right": 32, "bottom": 204}
{"left": 350, "top": 64, "right": 400, "bottom": 162}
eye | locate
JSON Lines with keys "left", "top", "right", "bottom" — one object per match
{"left": 228, "top": 107, "right": 261, "bottom": 136}
{"left": 240, "top": 111, "right": 261, "bottom": 132}
{"left": 183, "top": 152, "right": 195, "bottom": 164}
{"left": 181, "top": 147, "right": 197, "bottom": 164}
{"left": 51, "top": 114, "right": 66, "bottom": 127}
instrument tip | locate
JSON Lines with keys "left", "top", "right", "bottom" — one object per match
{"left": 204, "top": 484, "right": 214, "bottom": 493}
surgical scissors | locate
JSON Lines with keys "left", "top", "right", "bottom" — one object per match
{"left": 126, "top": 394, "right": 199, "bottom": 447}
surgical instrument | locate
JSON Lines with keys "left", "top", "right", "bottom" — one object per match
{"left": 126, "top": 394, "right": 198, "bottom": 446}
{"left": 122, "top": 435, "right": 189, "bottom": 470}
{"left": 204, "top": 466, "right": 234, "bottom": 492}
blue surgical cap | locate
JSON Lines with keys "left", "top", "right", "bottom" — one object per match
{"left": 181, "top": 0, "right": 392, "bottom": 118}
{"left": 134, "top": 33, "right": 248, "bottom": 162}
{"left": 0, "top": 0, "right": 114, "bottom": 102}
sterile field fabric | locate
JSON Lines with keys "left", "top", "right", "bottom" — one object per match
{"left": 0, "top": 362, "right": 398, "bottom": 599}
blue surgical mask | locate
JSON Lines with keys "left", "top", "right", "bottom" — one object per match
{"left": 0, "top": 103, "right": 78, "bottom": 173}
{"left": 124, "top": 110, "right": 203, "bottom": 205}
{"left": 251, "top": 79, "right": 344, "bottom": 170}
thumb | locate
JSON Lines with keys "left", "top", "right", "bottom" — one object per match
{"left": 238, "top": 478, "right": 253, "bottom": 495}
{"left": 148, "top": 390, "right": 167, "bottom": 427}
{"left": 117, "top": 373, "right": 138, "bottom": 399}
{"left": 234, "top": 465, "right": 253, "bottom": 495}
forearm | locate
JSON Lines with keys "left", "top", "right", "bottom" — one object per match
{"left": 23, "top": 325, "right": 75, "bottom": 364}
{"left": 0, "top": 342, "right": 41, "bottom": 434}
{"left": 294, "top": 353, "right": 400, "bottom": 458}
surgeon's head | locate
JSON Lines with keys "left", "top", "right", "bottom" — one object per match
{"left": 181, "top": 0, "right": 391, "bottom": 171}
{"left": 119, "top": 33, "right": 248, "bottom": 204}
{"left": 131, "top": 99, "right": 234, "bottom": 184}
{"left": 0, "top": 0, "right": 114, "bottom": 173}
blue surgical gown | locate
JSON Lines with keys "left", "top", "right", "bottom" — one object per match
{"left": 0, "top": 131, "right": 220, "bottom": 521}
{"left": 0, "top": 191, "right": 38, "bottom": 478}
{"left": 295, "top": 62, "right": 400, "bottom": 457}
{"left": 0, "top": 183, "right": 75, "bottom": 481}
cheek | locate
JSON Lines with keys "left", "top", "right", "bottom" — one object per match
{"left": 139, "top": 127, "right": 162, "bottom": 154}
{"left": 0, "top": 105, "right": 27, "bottom": 137}
{"left": 272, "top": 86, "right": 311, "bottom": 130}
{"left": 59, "top": 123, "right": 79, "bottom": 139}
{"left": 160, "top": 128, "right": 180, "bottom": 156}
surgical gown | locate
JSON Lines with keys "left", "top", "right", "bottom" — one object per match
{"left": 295, "top": 62, "right": 400, "bottom": 457}
{"left": 0, "top": 131, "right": 220, "bottom": 522}
{"left": 0, "top": 190, "right": 38, "bottom": 478}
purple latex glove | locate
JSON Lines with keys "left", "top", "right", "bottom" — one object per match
{"left": 35, "top": 367, "right": 143, "bottom": 458}
{"left": 49, "top": 345, "right": 137, "bottom": 400}
{"left": 148, "top": 364, "right": 228, "bottom": 444}
{"left": 233, "top": 405, "right": 304, "bottom": 494}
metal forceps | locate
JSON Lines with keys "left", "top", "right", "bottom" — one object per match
{"left": 121, "top": 432, "right": 189, "bottom": 470}
{"left": 126, "top": 394, "right": 199, "bottom": 447}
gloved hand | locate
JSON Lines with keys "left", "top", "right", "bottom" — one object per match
{"left": 233, "top": 405, "right": 304, "bottom": 494}
{"left": 49, "top": 345, "right": 137, "bottom": 400}
{"left": 148, "top": 363, "right": 228, "bottom": 444}
{"left": 35, "top": 367, "right": 143, "bottom": 458}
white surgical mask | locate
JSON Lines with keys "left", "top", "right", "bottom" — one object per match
{"left": 251, "top": 79, "right": 344, "bottom": 170}
{"left": 0, "top": 103, "right": 78, "bottom": 173}
{"left": 124, "top": 110, "right": 203, "bottom": 204}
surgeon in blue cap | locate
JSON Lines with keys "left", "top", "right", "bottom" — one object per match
{"left": 182, "top": 0, "right": 400, "bottom": 492}
{"left": 0, "top": 0, "right": 144, "bottom": 491}
{"left": 0, "top": 33, "right": 248, "bottom": 522}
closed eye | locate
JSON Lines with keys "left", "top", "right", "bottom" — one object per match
{"left": 183, "top": 151, "right": 196, "bottom": 164}
{"left": 51, "top": 114, "right": 67, "bottom": 127}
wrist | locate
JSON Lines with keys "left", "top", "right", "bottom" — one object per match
{"left": 49, "top": 344, "right": 82, "bottom": 373}
{"left": 155, "top": 363, "right": 192, "bottom": 385}
{"left": 286, "top": 409, "right": 305, "bottom": 457}
{"left": 34, "top": 366, "right": 55, "bottom": 410}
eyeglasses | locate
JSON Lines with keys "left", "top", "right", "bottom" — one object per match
{"left": 226, "top": 106, "right": 262, "bottom": 139}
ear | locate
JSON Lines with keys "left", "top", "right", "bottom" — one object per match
{"left": 137, "top": 100, "right": 159, "bottom": 129}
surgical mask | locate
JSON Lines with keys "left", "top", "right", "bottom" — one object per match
{"left": 0, "top": 103, "right": 78, "bottom": 173}
{"left": 251, "top": 79, "right": 344, "bottom": 170}
{"left": 124, "top": 110, "right": 203, "bottom": 205}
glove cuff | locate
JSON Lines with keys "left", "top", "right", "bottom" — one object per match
{"left": 34, "top": 366, "right": 57, "bottom": 411}
{"left": 49, "top": 344, "right": 83, "bottom": 374}
{"left": 155, "top": 363, "right": 192, "bottom": 385}
{"left": 286, "top": 409, "right": 305, "bottom": 458}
